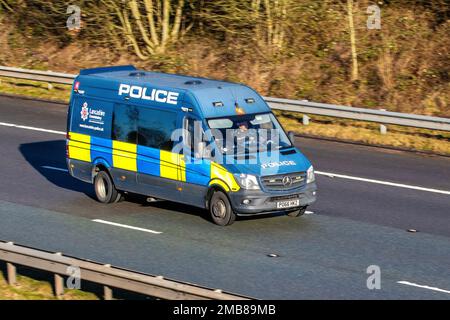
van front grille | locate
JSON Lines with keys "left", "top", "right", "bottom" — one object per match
{"left": 261, "top": 172, "right": 306, "bottom": 191}
{"left": 269, "top": 194, "right": 300, "bottom": 202}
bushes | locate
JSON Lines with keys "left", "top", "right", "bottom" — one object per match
{"left": 0, "top": 0, "right": 448, "bottom": 117}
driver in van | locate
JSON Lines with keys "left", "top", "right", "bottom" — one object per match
{"left": 238, "top": 122, "right": 249, "bottom": 132}
{"left": 235, "top": 121, "right": 257, "bottom": 149}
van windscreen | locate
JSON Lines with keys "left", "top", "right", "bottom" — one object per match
{"left": 207, "top": 113, "right": 292, "bottom": 155}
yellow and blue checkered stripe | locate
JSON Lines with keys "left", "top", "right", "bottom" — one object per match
{"left": 68, "top": 132, "right": 239, "bottom": 191}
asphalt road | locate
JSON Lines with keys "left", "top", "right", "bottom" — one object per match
{"left": 0, "top": 95, "right": 449, "bottom": 299}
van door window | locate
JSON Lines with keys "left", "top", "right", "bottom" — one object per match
{"left": 183, "top": 117, "right": 194, "bottom": 151}
{"left": 184, "top": 117, "right": 205, "bottom": 158}
{"left": 137, "top": 107, "right": 177, "bottom": 151}
{"left": 112, "top": 104, "right": 138, "bottom": 143}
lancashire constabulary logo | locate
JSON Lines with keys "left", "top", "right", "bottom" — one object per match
{"left": 81, "top": 102, "right": 89, "bottom": 121}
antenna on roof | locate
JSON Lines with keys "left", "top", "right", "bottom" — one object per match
{"left": 230, "top": 88, "right": 237, "bottom": 106}
{"left": 229, "top": 88, "right": 244, "bottom": 114}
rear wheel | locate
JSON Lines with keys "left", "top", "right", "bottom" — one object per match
{"left": 94, "top": 170, "right": 122, "bottom": 204}
{"left": 209, "top": 191, "right": 236, "bottom": 226}
{"left": 287, "top": 206, "right": 307, "bottom": 217}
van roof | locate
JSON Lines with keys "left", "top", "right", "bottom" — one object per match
{"left": 83, "top": 65, "right": 235, "bottom": 90}
{"left": 77, "top": 65, "right": 270, "bottom": 118}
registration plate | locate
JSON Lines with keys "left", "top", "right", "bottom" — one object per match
{"left": 276, "top": 199, "right": 300, "bottom": 209}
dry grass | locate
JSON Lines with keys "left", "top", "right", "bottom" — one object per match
{"left": 0, "top": 77, "right": 448, "bottom": 155}
{"left": 1, "top": 3, "right": 449, "bottom": 119}
{"left": 0, "top": 272, "right": 98, "bottom": 300}
{"left": 0, "top": 77, "right": 71, "bottom": 101}
{"left": 276, "top": 110, "right": 450, "bottom": 155}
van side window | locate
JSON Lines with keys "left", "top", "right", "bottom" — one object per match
{"left": 138, "top": 108, "right": 177, "bottom": 151}
{"left": 70, "top": 97, "right": 113, "bottom": 139}
{"left": 112, "top": 104, "right": 138, "bottom": 143}
{"left": 183, "top": 117, "right": 194, "bottom": 150}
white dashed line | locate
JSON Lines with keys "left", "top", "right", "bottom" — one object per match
{"left": 41, "top": 165, "right": 450, "bottom": 196}
{"left": 2, "top": 121, "right": 448, "bottom": 196}
{"left": 0, "top": 121, "right": 65, "bottom": 135}
{"left": 316, "top": 171, "right": 450, "bottom": 195}
{"left": 42, "top": 165, "right": 69, "bottom": 172}
{"left": 397, "top": 281, "right": 450, "bottom": 295}
{"left": 305, "top": 211, "right": 314, "bottom": 215}
{"left": 92, "top": 219, "right": 163, "bottom": 235}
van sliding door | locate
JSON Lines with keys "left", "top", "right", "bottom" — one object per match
{"left": 110, "top": 103, "right": 138, "bottom": 191}
{"left": 136, "top": 107, "right": 181, "bottom": 201}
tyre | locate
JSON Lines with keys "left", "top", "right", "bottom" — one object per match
{"left": 287, "top": 206, "right": 307, "bottom": 217}
{"left": 209, "top": 191, "right": 236, "bottom": 226}
{"left": 94, "top": 170, "right": 122, "bottom": 204}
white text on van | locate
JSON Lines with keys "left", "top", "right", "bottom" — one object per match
{"left": 118, "top": 84, "right": 179, "bottom": 105}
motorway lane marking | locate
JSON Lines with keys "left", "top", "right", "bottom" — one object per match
{"left": 0, "top": 121, "right": 65, "bottom": 135}
{"left": 40, "top": 164, "right": 450, "bottom": 196}
{"left": 42, "top": 165, "right": 69, "bottom": 172}
{"left": 397, "top": 281, "right": 450, "bottom": 295}
{"left": 92, "top": 219, "right": 163, "bottom": 235}
{"left": 316, "top": 171, "right": 450, "bottom": 195}
{"left": 1, "top": 121, "right": 449, "bottom": 196}
{"left": 305, "top": 211, "right": 314, "bottom": 215}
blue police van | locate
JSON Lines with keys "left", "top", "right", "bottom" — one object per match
{"left": 66, "top": 65, "right": 317, "bottom": 225}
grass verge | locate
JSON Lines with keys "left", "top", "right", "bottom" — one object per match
{"left": 275, "top": 111, "right": 450, "bottom": 156}
{"left": 0, "top": 76, "right": 71, "bottom": 102}
{"left": 1, "top": 77, "right": 449, "bottom": 156}
{"left": 0, "top": 272, "right": 98, "bottom": 300}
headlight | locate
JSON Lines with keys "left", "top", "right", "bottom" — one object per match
{"left": 307, "top": 166, "right": 315, "bottom": 183}
{"left": 234, "top": 174, "right": 260, "bottom": 190}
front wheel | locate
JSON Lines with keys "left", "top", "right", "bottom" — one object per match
{"left": 94, "top": 170, "right": 122, "bottom": 204}
{"left": 209, "top": 191, "right": 236, "bottom": 226}
{"left": 287, "top": 206, "right": 307, "bottom": 217}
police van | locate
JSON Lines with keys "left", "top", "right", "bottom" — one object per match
{"left": 66, "top": 65, "right": 317, "bottom": 225}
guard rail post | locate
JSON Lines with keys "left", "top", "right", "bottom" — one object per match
{"left": 6, "top": 262, "right": 16, "bottom": 285}
{"left": 54, "top": 252, "right": 64, "bottom": 299}
{"left": 103, "top": 264, "right": 113, "bottom": 300}
{"left": 5, "top": 242, "right": 16, "bottom": 286}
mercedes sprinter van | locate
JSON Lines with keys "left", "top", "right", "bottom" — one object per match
{"left": 67, "top": 65, "right": 317, "bottom": 225}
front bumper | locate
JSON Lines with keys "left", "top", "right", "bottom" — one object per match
{"left": 228, "top": 182, "right": 317, "bottom": 215}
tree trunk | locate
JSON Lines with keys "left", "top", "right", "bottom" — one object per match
{"left": 347, "top": 0, "right": 359, "bottom": 81}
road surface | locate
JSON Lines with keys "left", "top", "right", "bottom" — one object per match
{"left": 0, "top": 95, "right": 449, "bottom": 299}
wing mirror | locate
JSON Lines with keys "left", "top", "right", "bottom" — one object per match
{"left": 288, "top": 131, "right": 296, "bottom": 144}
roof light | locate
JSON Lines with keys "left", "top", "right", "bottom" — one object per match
{"left": 213, "top": 101, "right": 224, "bottom": 107}
{"left": 129, "top": 71, "right": 146, "bottom": 77}
{"left": 185, "top": 80, "right": 202, "bottom": 85}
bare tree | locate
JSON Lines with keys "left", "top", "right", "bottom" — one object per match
{"left": 0, "top": 0, "right": 13, "bottom": 12}
{"left": 257, "top": 0, "right": 288, "bottom": 50}
{"left": 347, "top": 0, "right": 359, "bottom": 81}
{"left": 201, "top": 0, "right": 292, "bottom": 53}
{"left": 103, "top": 0, "right": 192, "bottom": 59}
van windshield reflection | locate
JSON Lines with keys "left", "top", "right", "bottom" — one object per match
{"left": 207, "top": 113, "right": 292, "bottom": 155}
